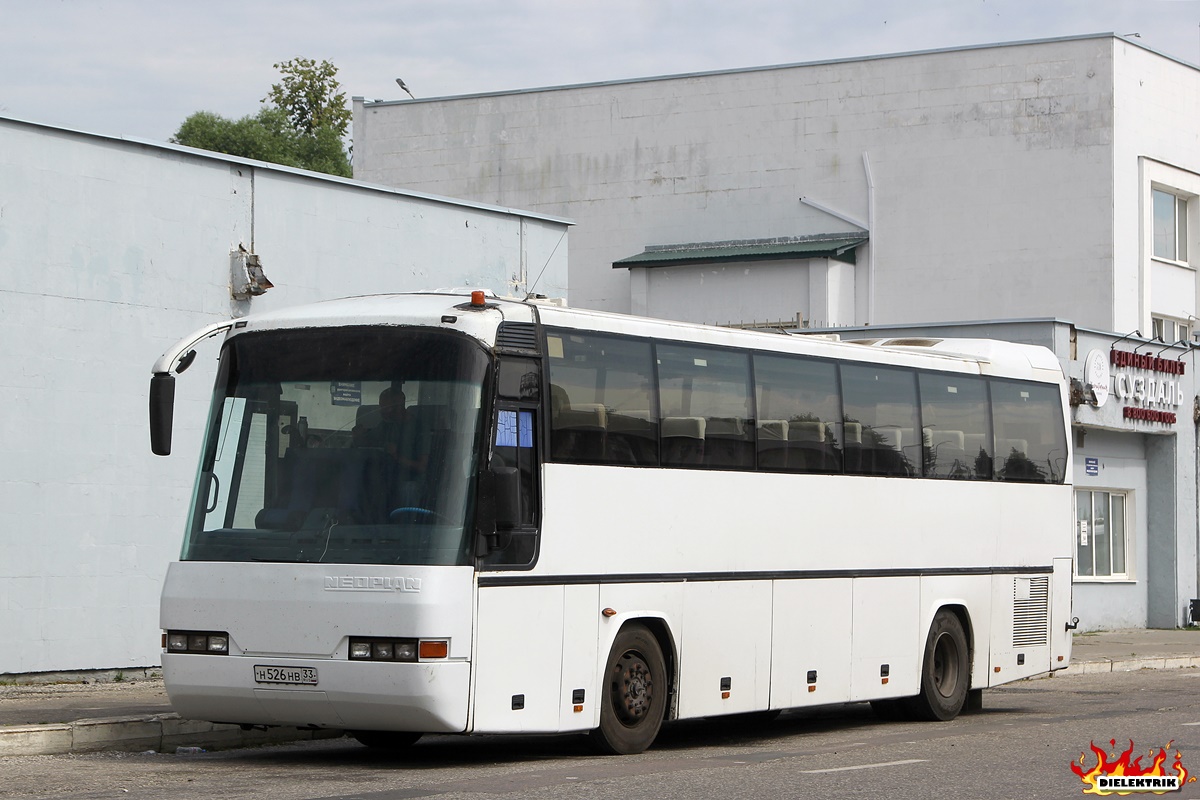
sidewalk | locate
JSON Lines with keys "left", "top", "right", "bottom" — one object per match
{"left": 3, "top": 628, "right": 1199, "bottom": 757}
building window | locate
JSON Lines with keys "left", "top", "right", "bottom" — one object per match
{"left": 1075, "top": 490, "right": 1129, "bottom": 579}
{"left": 1153, "top": 188, "right": 1188, "bottom": 263}
{"left": 1151, "top": 315, "right": 1193, "bottom": 344}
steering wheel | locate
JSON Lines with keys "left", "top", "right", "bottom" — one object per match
{"left": 389, "top": 507, "right": 445, "bottom": 523}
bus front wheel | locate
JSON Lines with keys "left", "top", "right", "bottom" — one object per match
{"left": 590, "top": 624, "right": 668, "bottom": 755}
{"left": 907, "top": 610, "right": 969, "bottom": 721}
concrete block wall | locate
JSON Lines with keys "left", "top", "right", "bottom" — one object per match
{"left": 354, "top": 35, "right": 1130, "bottom": 330}
{"left": 0, "top": 118, "right": 568, "bottom": 674}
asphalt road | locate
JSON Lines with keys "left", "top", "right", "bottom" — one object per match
{"left": 4, "top": 669, "right": 1200, "bottom": 800}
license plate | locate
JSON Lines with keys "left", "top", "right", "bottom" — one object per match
{"left": 253, "top": 665, "right": 319, "bottom": 685}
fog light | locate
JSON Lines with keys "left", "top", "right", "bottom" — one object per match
{"left": 207, "top": 635, "right": 229, "bottom": 653}
{"left": 373, "top": 642, "right": 394, "bottom": 660}
{"left": 189, "top": 634, "right": 207, "bottom": 651}
{"left": 395, "top": 641, "right": 418, "bottom": 661}
{"left": 167, "top": 634, "right": 189, "bottom": 651}
{"left": 350, "top": 641, "right": 372, "bottom": 659}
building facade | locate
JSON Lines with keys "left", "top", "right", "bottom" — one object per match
{"left": 0, "top": 116, "right": 569, "bottom": 674}
{"left": 352, "top": 34, "right": 1200, "bottom": 630}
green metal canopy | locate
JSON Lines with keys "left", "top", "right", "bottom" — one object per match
{"left": 612, "top": 234, "right": 868, "bottom": 269}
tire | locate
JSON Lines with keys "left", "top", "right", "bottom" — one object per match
{"left": 905, "top": 610, "right": 969, "bottom": 721}
{"left": 590, "top": 624, "right": 668, "bottom": 755}
{"left": 350, "top": 730, "right": 422, "bottom": 749}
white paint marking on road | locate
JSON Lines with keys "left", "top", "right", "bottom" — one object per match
{"left": 1181, "top": 722, "right": 1200, "bottom": 726}
{"left": 800, "top": 759, "right": 928, "bottom": 774}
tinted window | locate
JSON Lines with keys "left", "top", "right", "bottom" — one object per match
{"left": 546, "top": 331, "right": 657, "bottom": 465}
{"left": 483, "top": 408, "right": 539, "bottom": 567}
{"left": 991, "top": 380, "right": 1067, "bottom": 483}
{"left": 919, "top": 373, "right": 992, "bottom": 480}
{"left": 183, "top": 327, "right": 486, "bottom": 566}
{"left": 657, "top": 344, "right": 753, "bottom": 469}
{"left": 841, "top": 364, "right": 920, "bottom": 477}
{"left": 754, "top": 354, "right": 842, "bottom": 473}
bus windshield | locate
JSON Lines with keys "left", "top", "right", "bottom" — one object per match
{"left": 182, "top": 326, "right": 489, "bottom": 566}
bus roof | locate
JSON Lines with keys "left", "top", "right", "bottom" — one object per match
{"left": 198, "top": 292, "right": 1064, "bottom": 385}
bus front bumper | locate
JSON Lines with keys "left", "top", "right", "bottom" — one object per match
{"left": 162, "top": 653, "right": 470, "bottom": 733}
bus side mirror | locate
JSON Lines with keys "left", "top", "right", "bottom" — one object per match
{"left": 149, "top": 373, "right": 176, "bottom": 456}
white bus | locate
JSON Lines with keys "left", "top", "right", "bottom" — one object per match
{"left": 150, "top": 291, "right": 1074, "bottom": 755}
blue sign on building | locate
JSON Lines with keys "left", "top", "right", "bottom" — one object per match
{"left": 330, "top": 381, "right": 362, "bottom": 407}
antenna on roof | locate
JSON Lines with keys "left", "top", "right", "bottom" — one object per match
{"left": 524, "top": 229, "right": 567, "bottom": 301}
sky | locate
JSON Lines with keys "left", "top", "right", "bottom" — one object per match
{"left": 2, "top": 0, "right": 1200, "bottom": 144}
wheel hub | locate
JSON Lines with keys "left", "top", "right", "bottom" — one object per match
{"left": 614, "top": 651, "right": 653, "bottom": 724}
{"left": 932, "top": 631, "right": 961, "bottom": 699}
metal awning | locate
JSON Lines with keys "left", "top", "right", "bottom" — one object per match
{"left": 612, "top": 234, "right": 868, "bottom": 269}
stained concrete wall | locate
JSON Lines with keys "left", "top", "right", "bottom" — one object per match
{"left": 353, "top": 35, "right": 1131, "bottom": 331}
{"left": 0, "top": 117, "right": 569, "bottom": 674}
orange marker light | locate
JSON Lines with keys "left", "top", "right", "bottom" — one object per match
{"left": 721, "top": 692, "right": 731, "bottom": 699}
{"left": 573, "top": 705, "right": 583, "bottom": 713}
{"left": 601, "top": 608, "right": 617, "bottom": 618}
{"left": 808, "top": 685, "right": 816, "bottom": 693}
{"left": 419, "top": 640, "right": 449, "bottom": 659}
{"left": 470, "top": 290, "right": 486, "bottom": 307}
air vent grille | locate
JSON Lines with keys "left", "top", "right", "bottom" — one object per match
{"left": 496, "top": 322, "right": 538, "bottom": 353}
{"left": 1013, "top": 576, "right": 1050, "bottom": 648}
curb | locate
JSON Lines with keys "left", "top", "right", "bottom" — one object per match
{"left": 0, "top": 712, "right": 343, "bottom": 758}
{"left": 1058, "top": 656, "right": 1200, "bottom": 676}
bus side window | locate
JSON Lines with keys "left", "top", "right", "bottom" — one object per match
{"left": 841, "top": 364, "right": 920, "bottom": 477}
{"left": 656, "top": 344, "right": 753, "bottom": 470}
{"left": 919, "top": 373, "right": 992, "bottom": 480}
{"left": 546, "top": 331, "right": 658, "bottom": 466}
{"left": 753, "top": 354, "right": 842, "bottom": 474}
{"left": 990, "top": 380, "right": 1067, "bottom": 483}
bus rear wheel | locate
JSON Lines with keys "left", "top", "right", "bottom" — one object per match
{"left": 590, "top": 624, "right": 668, "bottom": 755}
{"left": 906, "top": 610, "right": 969, "bottom": 721}
{"left": 350, "top": 730, "right": 422, "bottom": 750}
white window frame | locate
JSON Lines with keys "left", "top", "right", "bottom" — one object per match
{"left": 1151, "top": 314, "right": 1193, "bottom": 344}
{"left": 1152, "top": 187, "right": 1189, "bottom": 265}
{"left": 1074, "top": 488, "right": 1133, "bottom": 582}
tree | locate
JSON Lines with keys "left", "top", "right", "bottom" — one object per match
{"left": 264, "top": 57, "right": 351, "bottom": 137}
{"left": 171, "top": 58, "right": 351, "bottom": 178}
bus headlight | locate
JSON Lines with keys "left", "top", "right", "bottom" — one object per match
{"left": 348, "top": 637, "right": 444, "bottom": 661}
{"left": 164, "top": 630, "right": 230, "bottom": 654}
